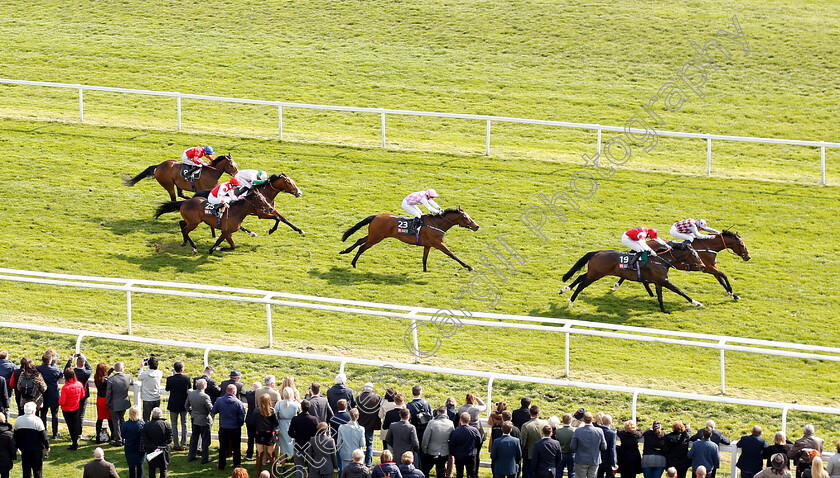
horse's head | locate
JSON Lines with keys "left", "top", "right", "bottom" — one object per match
{"left": 447, "top": 206, "right": 479, "bottom": 231}
{"left": 722, "top": 230, "right": 751, "bottom": 261}
{"left": 684, "top": 244, "right": 706, "bottom": 272}
{"left": 269, "top": 173, "right": 302, "bottom": 198}
{"left": 213, "top": 154, "right": 238, "bottom": 176}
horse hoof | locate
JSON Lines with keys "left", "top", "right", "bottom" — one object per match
{"left": 249, "top": 232, "right": 258, "bottom": 238}
{"left": 567, "top": 299, "right": 574, "bottom": 309}
{"left": 467, "top": 266, "right": 474, "bottom": 272}
{"left": 692, "top": 300, "right": 704, "bottom": 307}
{"left": 192, "top": 249, "right": 197, "bottom": 255}
{"left": 298, "top": 230, "right": 306, "bottom": 235}
{"left": 180, "top": 241, "right": 186, "bottom": 247}
{"left": 732, "top": 294, "right": 740, "bottom": 301}
{"left": 610, "top": 283, "right": 620, "bottom": 292}
{"left": 559, "top": 286, "right": 570, "bottom": 294}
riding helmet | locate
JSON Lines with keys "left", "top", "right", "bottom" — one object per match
{"left": 204, "top": 145, "right": 215, "bottom": 156}
{"left": 426, "top": 188, "right": 439, "bottom": 198}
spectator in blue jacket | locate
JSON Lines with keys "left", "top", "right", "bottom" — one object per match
{"left": 35, "top": 349, "right": 62, "bottom": 439}
{"left": 213, "top": 384, "right": 246, "bottom": 471}
{"left": 327, "top": 374, "right": 356, "bottom": 413}
{"left": 688, "top": 428, "right": 720, "bottom": 478}
{"left": 450, "top": 412, "right": 482, "bottom": 478}
{"left": 491, "top": 421, "right": 522, "bottom": 478}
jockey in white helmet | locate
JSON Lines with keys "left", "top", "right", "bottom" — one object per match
{"left": 670, "top": 218, "right": 720, "bottom": 244}
{"left": 233, "top": 169, "right": 269, "bottom": 196}
{"left": 402, "top": 189, "right": 443, "bottom": 218}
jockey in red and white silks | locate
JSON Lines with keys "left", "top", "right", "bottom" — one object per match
{"left": 207, "top": 177, "right": 243, "bottom": 208}
{"left": 670, "top": 218, "right": 720, "bottom": 243}
{"left": 401, "top": 189, "right": 442, "bottom": 218}
{"left": 621, "top": 226, "right": 668, "bottom": 254}
{"left": 182, "top": 146, "right": 215, "bottom": 168}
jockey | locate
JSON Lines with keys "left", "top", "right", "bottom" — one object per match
{"left": 232, "top": 169, "right": 269, "bottom": 197}
{"left": 670, "top": 218, "right": 720, "bottom": 244}
{"left": 206, "top": 177, "right": 243, "bottom": 216}
{"left": 621, "top": 226, "right": 669, "bottom": 267}
{"left": 402, "top": 189, "right": 443, "bottom": 219}
{"left": 181, "top": 146, "right": 215, "bottom": 179}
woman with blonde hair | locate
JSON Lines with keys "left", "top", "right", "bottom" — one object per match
{"left": 763, "top": 432, "right": 793, "bottom": 470}
{"left": 275, "top": 386, "right": 301, "bottom": 469}
{"left": 122, "top": 405, "right": 145, "bottom": 478}
{"left": 281, "top": 377, "right": 302, "bottom": 401}
{"left": 617, "top": 420, "right": 643, "bottom": 478}
{"left": 806, "top": 457, "right": 829, "bottom": 478}
{"left": 255, "top": 394, "right": 279, "bottom": 476}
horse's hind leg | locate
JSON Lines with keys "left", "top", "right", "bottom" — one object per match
{"left": 560, "top": 274, "right": 586, "bottom": 294}
{"left": 340, "top": 237, "right": 367, "bottom": 255}
{"left": 568, "top": 276, "right": 597, "bottom": 309}
{"left": 179, "top": 220, "right": 198, "bottom": 255}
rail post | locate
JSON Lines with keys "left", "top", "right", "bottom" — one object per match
{"left": 408, "top": 309, "right": 421, "bottom": 363}
{"left": 486, "top": 375, "right": 496, "bottom": 419}
{"left": 78, "top": 87, "right": 84, "bottom": 122}
{"left": 563, "top": 323, "right": 573, "bottom": 377}
{"left": 339, "top": 360, "right": 347, "bottom": 375}
{"left": 265, "top": 294, "right": 275, "bottom": 347}
{"left": 707, "top": 136, "right": 712, "bottom": 177}
{"left": 203, "top": 346, "right": 212, "bottom": 368}
{"left": 176, "top": 94, "right": 182, "bottom": 131}
{"left": 125, "top": 281, "right": 135, "bottom": 335}
{"left": 596, "top": 126, "right": 602, "bottom": 165}
{"left": 821, "top": 143, "right": 826, "bottom": 185}
{"left": 381, "top": 110, "right": 386, "bottom": 148}
{"left": 278, "top": 105, "right": 283, "bottom": 140}
{"left": 486, "top": 119, "right": 491, "bottom": 156}
{"left": 720, "top": 339, "right": 726, "bottom": 394}
{"left": 781, "top": 405, "right": 789, "bottom": 436}
{"left": 631, "top": 389, "right": 640, "bottom": 422}
{"left": 75, "top": 334, "right": 85, "bottom": 355}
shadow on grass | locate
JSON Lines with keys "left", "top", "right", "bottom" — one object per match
{"left": 93, "top": 217, "right": 173, "bottom": 236}
{"left": 309, "top": 266, "right": 429, "bottom": 286}
{"left": 531, "top": 286, "right": 703, "bottom": 323}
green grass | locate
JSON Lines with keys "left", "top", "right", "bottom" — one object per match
{"left": 0, "top": 1, "right": 837, "bottom": 183}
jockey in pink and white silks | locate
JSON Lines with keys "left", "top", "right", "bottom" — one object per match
{"left": 402, "top": 189, "right": 443, "bottom": 218}
{"left": 207, "top": 177, "right": 243, "bottom": 213}
{"left": 670, "top": 218, "right": 719, "bottom": 244}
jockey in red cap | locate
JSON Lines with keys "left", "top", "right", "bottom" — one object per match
{"left": 207, "top": 177, "right": 243, "bottom": 216}
{"left": 621, "top": 226, "right": 670, "bottom": 267}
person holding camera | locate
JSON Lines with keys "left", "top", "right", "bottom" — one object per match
{"left": 138, "top": 356, "right": 163, "bottom": 422}
{"left": 64, "top": 353, "right": 92, "bottom": 433}
{"left": 35, "top": 349, "right": 62, "bottom": 440}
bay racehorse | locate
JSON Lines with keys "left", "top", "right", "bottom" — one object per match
{"left": 340, "top": 208, "right": 479, "bottom": 271}
{"left": 611, "top": 230, "right": 751, "bottom": 300}
{"left": 123, "top": 154, "right": 238, "bottom": 201}
{"left": 154, "top": 173, "right": 304, "bottom": 254}
{"left": 559, "top": 243, "right": 706, "bottom": 313}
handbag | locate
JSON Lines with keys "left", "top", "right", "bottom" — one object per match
{"left": 97, "top": 427, "right": 110, "bottom": 443}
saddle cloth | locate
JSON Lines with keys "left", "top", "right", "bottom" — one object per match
{"left": 396, "top": 216, "right": 422, "bottom": 235}
{"left": 617, "top": 251, "right": 648, "bottom": 270}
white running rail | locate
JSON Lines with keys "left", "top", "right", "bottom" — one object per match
{"left": 2, "top": 267, "right": 840, "bottom": 397}
{"left": 0, "top": 77, "right": 837, "bottom": 184}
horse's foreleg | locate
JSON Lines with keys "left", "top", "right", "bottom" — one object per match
{"left": 240, "top": 226, "right": 257, "bottom": 238}
{"left": 268, "top": 218, "right": 280, "bottom": 235}
{"left": 179, "top": 220, "right": 198, "bottom": 255}
{"left": 642, "top": 282, "right": 655, "bottom": 297}
{"left": 210, "top": 227, "right": 216, "bottom": 238}
{"left": 277, "top": 214, "right": 305, "bottom": 235}
{"left": 433, "top": 243, "right": 473, "bottom": 271}
{"left": 339, "top": 237, "right": 366, "bottom": 255}
{"left": 611, "top": 277, "right": 626, "bottom": 292}
{"left": 220, "top": 232, "right": 236, "bottom": 251}
{"left": 661, "top": 280, "right": 703, "bottom": 308}
{"left": 422, "top": 246, "right": 431, "bottom": 272}
{"left": 208, "top": 233, "right": 227, "bottom": 254}
{"left": 707, "top": 268, "right": 738, "bottom": 300}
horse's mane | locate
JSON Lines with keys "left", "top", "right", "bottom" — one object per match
{"left": 210, "top": 154, "right": 230, "bottom": 166}
{"left": 269, "top": 173, "right": 283, "bottom": 182}
{"left": 721, "top": 230, "right": 737, "bottom": 237}
{"left": 440, "top": 208, "right": 461, "bottom": 215}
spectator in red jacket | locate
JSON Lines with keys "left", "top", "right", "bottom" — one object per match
{"left": 58, "top": 368, "right": 84, "bottom": 450}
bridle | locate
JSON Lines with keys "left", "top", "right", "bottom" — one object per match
{"left": 719, "top": 233, "right": 748, "bottom": 259}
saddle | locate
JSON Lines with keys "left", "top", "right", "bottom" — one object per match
{"left": 180, "top": 164, "right": 202, "bottom": 181}
{"left": 396, "top": 216, "right": 423, "bottom": 236}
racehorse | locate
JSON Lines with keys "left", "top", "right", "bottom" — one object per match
{"left": 194, "top": 173, "right": 304, "bottom": 237}
{"left": 154, "top": 173, "right": 304, "bottom": 254}
{"left": 610, "top": 230, "right": 751, "bottom": 300}
{"left": 340, "top": 208, "right": 479, "bottom": 271}
{"left": 559, "top": 243, "right": 706, "bottom": 313}
{"left": 123, "top": 154, "right": 239, "bottom": 201}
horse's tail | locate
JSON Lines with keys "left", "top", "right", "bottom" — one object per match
{"left": 342, "top": 215, "right": 375, "bottom": 241}
{"left": 562, "top": 251, "right": 598, "bottom": 282}
{"left": 122, "top": 165, "right": 156, "bottom": 186}
{"left": 154, "top": 200, "right": 184, "bottom": 218}
{"left": 193, "top": 189, "right": 211, "bottom": 198}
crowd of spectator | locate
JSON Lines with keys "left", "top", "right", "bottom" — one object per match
{"left": 0, "top": 348, "right": 837, "bottom": 478}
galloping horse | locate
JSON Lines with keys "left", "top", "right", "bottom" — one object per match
{"left": 154, "top": 174, "right": 304, "bottom": 254}
{"left": 340, "top": 208, "right": 479, "bottom": 271}
{"left": 611, "top": 230, "right": 751, "bottom": 300}
{"left": 123, "top": 154, "right": 238, "bottom": 201}
{"left": 559, "top": 243, "right": 706, "bottom": 313}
